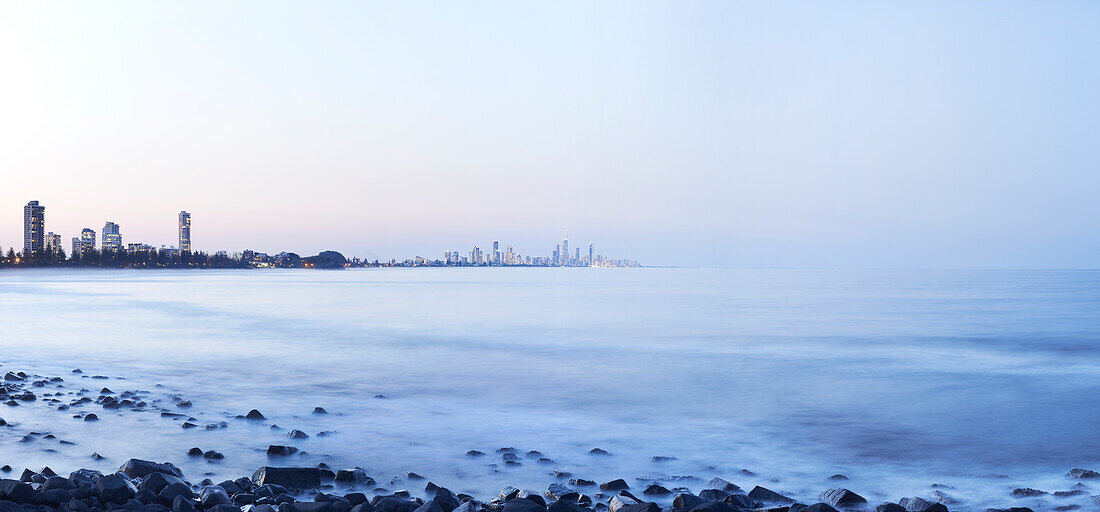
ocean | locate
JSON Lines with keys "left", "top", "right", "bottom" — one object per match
{"left": 1, "top": 268, "right": 1099, "bottom": 510}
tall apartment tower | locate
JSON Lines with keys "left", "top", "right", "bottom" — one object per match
{"left": 23, "top": 200, "right": 45, "bottom": 259}
{"left": 81, "top": 228, "right": 96, "bottom": 252}
{"left": 102, "top": 222, "right": 122, "bottom": 253}
{"left": 588, "top": 242, "right": 593, "bottom": 265}
{"left": 178, "top": 211, "right": 192, "bottom": 252}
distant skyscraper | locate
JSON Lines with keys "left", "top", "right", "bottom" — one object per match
{"left": 81, "top": 228, "right": 96, "bottom": 253}
{"left": 562, "top": 237, "right": 568, "bottom": 265}
{"left": 588, "top": 242, "right": 593, "bottom": 265}
{"left": 23, "top": 200, "right": 45, "bottom": 259}
{"left": 492, "top": 240, "right": 500, "bottom": 265}
{"left": 102, "top": 222, "right": 122, "bottom": 253}
{"left": 178, "top": 211, "right": 191, "bottom": 252}
{"left": 45, "top": 232, "right": 62, "bottom": 254}
{"left": 71, "top": 237, "right": 82, "bottom": 258}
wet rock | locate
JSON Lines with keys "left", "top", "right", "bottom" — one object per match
{"left": 1054, "top": 490, "right": 1085, "bottom": 497}
{"left": 96, "top": 474, "right": 138, "bottom": 504}
{"left": 1067, "top": 469, "right": 1100, "bottom": 479}
{"left": 253, "top": 467, "right": 322, "bottom": 489}
{"left": 246, "top": 409, "right": 266, "bottom": 420}
{"left": 547, "top": 500, "right": 585, "bottom": 512}
{"left": 288, "top": 430, "right": 310, "bottom": 440}
{"left": 203, "top": 450, "right": 225, "bottom": 460}
{"left": 433, "top": 488, "right": 462, "bottom": 512}
{"left": 0, "top": 479, "right": 35, "bottom": 503}
{"left": 723, "top": 495, "right": 754, "bottom": 509}
{"left": 314, "top": 407, "right": 327, "bottom": 414}
{"left": 588, "top": 448, "right": 612, "bottom": 456}
{"left": 652, "top": 456, "right": 677, "bottom": 462}
{"left": 160, "top": 482, "right": 195, "bottom": 503}
{"left": 504, "top": 498, "right": 546, "bottom": 512}
{"left": 200, "top": 486, "right": 231, "bottom": 507}
{"left": 569, "top": 479, "right": 595, "bottom": 487}
{"left": 828, "top": 475, "right": 849, "bottom": 481}
{"left": 704, "top": 478, "right": 741, "bottom": 494}
{"left": 267, "top": 445, "right": 299, "bottom": 457}
{"left": 609, "top": 496, "right": 640, "bottom": 512}
{"left": 820, "top": 489, "right": 867, "bottom": 509}
{"left": 673, "top": 493, "right": 706, "bottom": 510}
{"left": 335, "top": 469, "right": 374, "bottom": 486}
{"left": 1053, "top": 506, "right": 1080, "bottom": 511}
{"left": 545, "top": 483, "right": 577, "bottom": 502}
{"left": 466, "top": 451, "right": 485, "bottom": 457}
{"left": 188, "top": 448, "right": 204, "bottom": 456}
{"left": 897, "top": 497, "right": 948, "bottom": 512}
{"left": 120, "top": 459, "right": 183, "bottom": 478}
{"left": 141, "top": 472, "right": 186, "bottom": 494}
{"left": 1011, "top": 489, "right": 1047, "bottom": 498}
{"left": 749, "top": 486, "right": 795, "bottom": 504}
{"left": 805, "top": 504, "right": 840, "bottom": 512}
{"left": 600, "top": 479, "right": 629, "bottom": 491}
{"left": 699, "top": 489, "right": 729, "bottom": 502}
{"left": 405, "top": 472, "right": 425, "bottom": 480}
{"left": 872, "top": 504, "right": 905, "bottom": 512}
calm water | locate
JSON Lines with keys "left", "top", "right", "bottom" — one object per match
{"left": 1, "top": 268, "right": 1099, "bottom": 510}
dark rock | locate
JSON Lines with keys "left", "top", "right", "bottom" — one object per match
{"left": 723, "top": 494, "right": 754, "bottom": 509}
{"left": 819, "top": 489, "right": 867, "bottom": 509}
{"left": 267, "top": 445, "right": 299, "bottom": 457}
{"left": 673, "top": 493, "right": 706, "bottom": 510}
{"left": 246, "top": 410, "right": 266, "bottom": 420}
{"left": 568, "top": 479, "right": 595, "bottom": 487}
{"left": 805, "top": 504, "right": 840, "bottom": 512}
{"left": 466, "top": 451, "right": 485, "bottom": 457}
{"left": 374, "top": 497, "right": 419, "bottom": 512}
{"left": 619, "top": 505, "right": 659, "bottom": 512}
{"left": 313, "top": 408, "right": 327, "bottom": 414}
{"left": 588, "top": 448, "right": 611, "bottom": 456}
{"left": 203, "top": 451, "right": 225, "bottom": 460}
{"left": 749, "top": 487, "right": 794, "bottom": 504}
{"left": 517, "top": 490, "right": 545, "bottom": 506}
{"left": 43, "top": 476, "right": 77, "bottom": 491}
{"left": 1067, "top": 469, "right": 1100, "bottom": 479}
{"left": 433, "top": 488, "right": 461, "bottom": 512}
{"left": 405, "top": 472, "right": 425, "bottom": 480}
{"left": 547, "top": 500, "right": 585, "bottom": 512}
{"left": 252, "top": 467, "right": 321, "bottom": 489}
{"left": 688, "top": 502, "right": 739, "bottom": 512}
{"left": 873, "top": 504, "right": 905, "bottom": 512}
{"left": 187, "top": 448, "right": 203, "bottom": 457}
{"left": 1011, "top": 489, "right": 1047, "bottom": 498}
{"left": 140, "top": 472, "right": 185, "bottom": 494}
{"left": 335, "top": 469, "right": 373, "bottom": 486}
{"left": 286, "top": 503, "right": 335, "bottom": 512}
{"left": 600, "top": 480, "right": 629, "bottom": 491}
{"left": 704, "top": 479, "right": 741, "bottom": 494}
{"left": 200, "top": 486, "right": 231, "bottom": 507}
{"left": 546, "top": 484, "right": 578, "bottom": 502}
{"left": 699, "top": 490, "right": 729, "bottom": 502}
{"left": 1054, "top": 490, "right": 1085, "bottom": 497}
{"left": 288, "top": 430, "right": 310, "bottom": 440}
{"left": 68, "top": 468, "right": 103, "bottom": 486}
{"left": 92, "top": 452, "right": 106, "bottom": 460}
{"left": 898, "top": 497, "right": 948, "bottom": 512}
{"left": 0, "top": 479, "right": 35, "bottom": 503}
{"left": 119, "top": 459, "right": 183, "bottom": 478}
{"left": 652, "top": 456, "right": 677, "bottom": 462}
{"left": 828, "top": 476, "right": 849, "bottom": 481}
{"left": 95, "top": 474, "right": 138, "bottom": 504}
{"left": 504, "top": 499, "right": 546, "bottom": 512}
{"left": 159, "top": 482, "right": 194, "bottom": 504}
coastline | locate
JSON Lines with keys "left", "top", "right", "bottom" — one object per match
{"left": 3, "top": 365, "right": 1097, "bottom": 512}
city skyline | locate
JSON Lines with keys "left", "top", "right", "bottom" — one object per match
{"left": 3, "top": 199, "right": 638, "bottom": 267}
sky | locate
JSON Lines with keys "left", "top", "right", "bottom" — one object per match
{"left": 0, "top": 1, "right": 1097, "bottom": 268}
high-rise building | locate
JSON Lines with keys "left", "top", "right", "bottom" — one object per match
{"left": 562, "top": 237, "right": 568, "bottom": 265}
{"left": 102, "top": 222, "right": 122, "bottom": 253}
{"left": 178, "top": 211, "right": 191, "bottom": 252}
{"left": 81, "top": 228, "right": 96, "bottom": 254}
{"left": 492, "top": 240, "right": 500, "bottom": 265}
{"left": 45, "top": 232, "right": 62, "bottom": 255}
{"left": 588, "top": 242, "right": 593, "bottom": 265}
{"left": 71, "top": 237, "right": 82, "bottom": 258}
{"left": 23, "top": 200, "right": 45, "bottom": 259}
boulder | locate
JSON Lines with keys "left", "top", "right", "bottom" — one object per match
{"left": 0, "top": 479, "right": 35, "bottom": 504}
{"left": 504, "top": 499, "right": 546, "bottom": 512}
{"left": 805, "top": 504, "right": 840, "bottom": 512}
{"left": 819, "top": 489, "right": 867, "bottom": 509}
{"left": 42, "top": 476, "right": 77, "bottom": 491}
{"left": 141, "top": 473, "right": 186, "bottom": 494}
{"left": 723, "top": 494, "right": 754, "bottom": 509}
{"left": 159, "top": 482, "right": 195, "bottom": 504}
{"left": 898, "top": 497, "right": 948, "bottom": 512}
{"left": 547, "top": 500, "right": 585, "bottom": 512}
{"left": 873, "top": 504, "right": 905, "bottom": 512}
{"left": 434, "top": 488, "right": 461, "bottom": 512}
{"left": 673, "top": 493, "right": 705, "bottom": 510}
{"left": 644, "top": 484, "right": 671, "bottom": 496}
{"left": 268, "top": 446, "right": 299, "bottom": 457}
{"left": 600, "top": 480, "right": 630, "bottom": 491}
{"left": 119, "top": 459, "right": 183, "bottom": 479}
{"left": 200, "top": 486, "right": 231, "bottom": 507}
{"left": 95, "top": 474, "right": 138, "bottom": 504}
{"left": 246, "top": 410, "right": 266, "bottom": 420}
{"left": 704, "top": 479, "right": 742, "bottom": 494}
{"left": 1067, "top": 469, "right": 1100, "bottom": 479}
{"left": 252, "top": 467, "right": 321, "bottom": 489}
{"left": 749, "top": 487, "right": 794, "bottom": 504}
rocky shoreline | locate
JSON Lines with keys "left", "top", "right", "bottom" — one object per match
{"left": 3, "top": 367, "right": 1099, "bottom": 512}
{"left": 1, "top": 458, "right": 1097, "bottom": 512}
